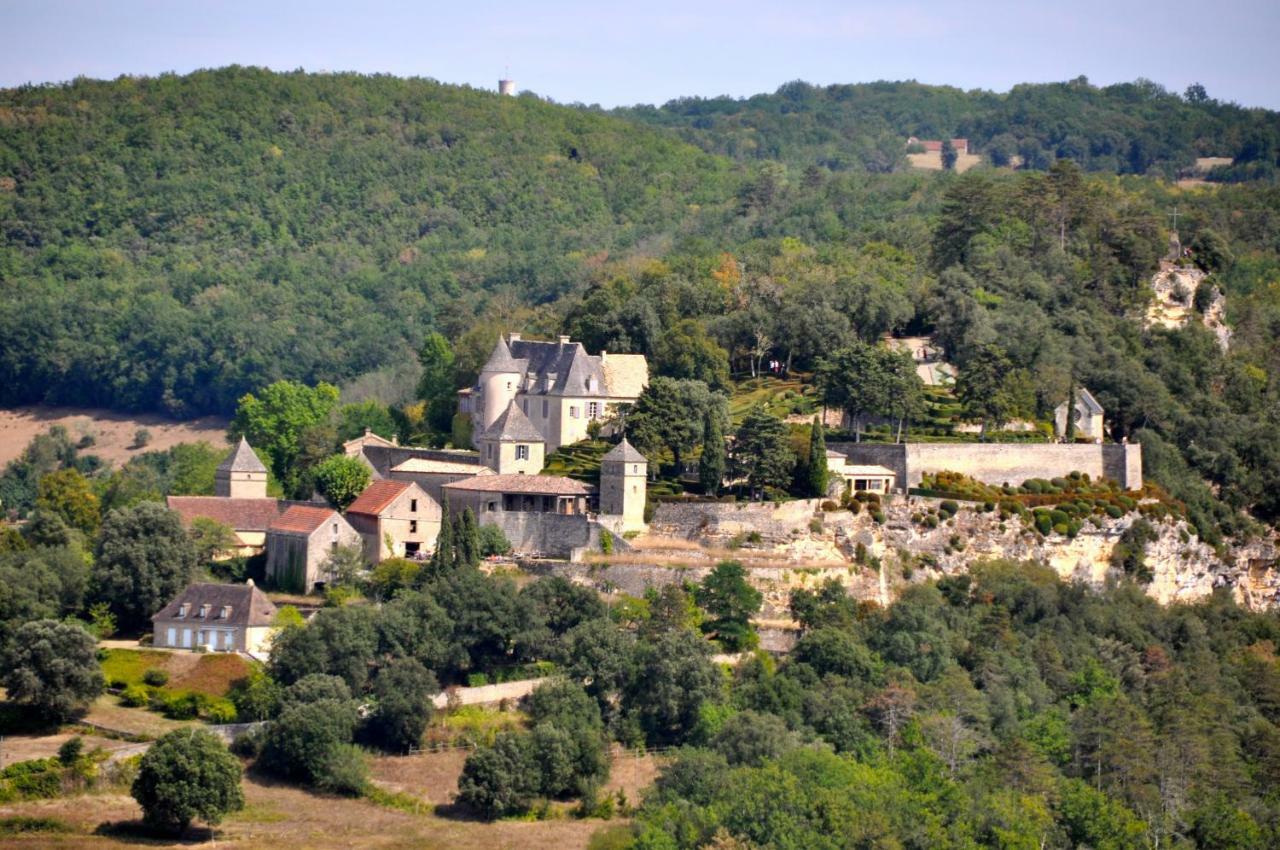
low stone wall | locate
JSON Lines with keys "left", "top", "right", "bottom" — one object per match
{"left": 828, "top": 442, "right": 1143, "bottom": 491}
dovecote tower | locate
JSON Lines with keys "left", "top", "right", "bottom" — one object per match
{"left": 215, "top": 437, "right": 268, "bottom": 499}
{"left": 600, "top": 438, "right": 647, "bottom": 532}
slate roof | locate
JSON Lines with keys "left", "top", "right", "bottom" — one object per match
{"left": 479, "top": 400, "right": 544, "bottom": 443}
{"left": 218, "top": 437, "right": 267, "bottom": 473}
{"left": 166, "top": 496, "right": 281, "bottom": 532}
{"left": 152, "top": 582, "right": 277, "bottom": 627}
{"left": 478, "top": 335, "right": 611, "bottom": 398}
{"left": 346, "top": 480, "right": 413, "bottom": 516}
{"left": 270, "top": 505, "right": 340, "bottom": 536}
{"left": 603, "top": 438, "right": 647, "bottom": 464}
{"left": 1076, "top": 387, "right": 1104, "bottom": 415}
{"left": 351, "top": 444, "right": 482, "bottom": 480}
{"left": 442, "top": 474, "right": 591, "bottom": 496}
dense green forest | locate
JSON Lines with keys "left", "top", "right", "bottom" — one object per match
{"left": 615, "top": 78, "right": 1280, "bottom": 177}
{"left": 2, "top": 67, "right": 1280, "bottom": 539}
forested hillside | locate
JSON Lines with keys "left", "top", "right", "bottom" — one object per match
{"left": 0, "top": 67, "right": 735, "bottom": 415}
{"left": 2, "top": 68, "right": 1280, "bottom": 537}
{"left": 615, "top": 78, "right": 1280, "bottom": 177}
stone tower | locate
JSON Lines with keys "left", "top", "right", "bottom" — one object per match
{"left": 599, "top": 438, "right": 647, "bottom": 533}
{"left": 477, "top": 400, "right": 545, "bottom": 475}
{"left": 477, "top": 335, "right": 523, "bottom": 434}
{"left": 215, "top": 437, "right": 268, "bottom": 499}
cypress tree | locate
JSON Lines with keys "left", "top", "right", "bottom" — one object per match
{"left": 807, "top": 416, "right": 829, "bottom": 498}
{"left": 457, "top": 508, "right": 481, "bottom": 568}
{"left": 699, "top": 410, "right": 726, "bottom": 497}
{"left": 430, "top": 496, "right": 454, "bottom": 574}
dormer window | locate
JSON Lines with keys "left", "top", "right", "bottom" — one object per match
{"left": 220, "top": 605, "right": 231, "bottom": 620}
{"left": 198, "top": 604, "right": 211, "bottom": 619}
{"left": 177, "top": 603, "right": 190, "bottom": 619}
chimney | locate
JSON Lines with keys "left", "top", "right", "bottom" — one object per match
{"left": 506, "top": 332, "right": 521, "bottom": 343}
{"left": 558, "top": 335, "right": 571, "bottom": 345}
{"left": 600, "top": 349, "right": 608, "bottom": 363}
{"left": 246, "top": 578, "right": 254, "bottom": 587}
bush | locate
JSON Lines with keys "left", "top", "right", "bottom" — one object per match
{"left": 142, "top": 669, "right": 169, "bottom": 687}
{"left": 58, "top": 737, "right": 84, "bottom": 766}
{"left": 120, "top": 685, "right": 150, "bottom": 707}
{"left": 132, "top": 728, "right": 244, "bottom": 833}
{"left": 871, "top": 511, "right": 885, "bottom": 524}
{"left": 821, "top": 500, "right": 838, "bottom": 512}
{"left": 939, "top": 500, "right": 959, "bottom": 516}
{"left": 478, "top": 524, "right": 513, "bottom": 557}
{"left": 316, "top": 743, "right": 368, "bottom": 796}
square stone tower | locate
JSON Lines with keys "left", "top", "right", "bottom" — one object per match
{"left": 215, "top": 437, "right": 269, "bottom": 499}
{"left": 600, "top": 438, "right": 647, "bottom": 532}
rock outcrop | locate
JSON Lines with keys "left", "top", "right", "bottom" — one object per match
{"left": 1145, "top": 263, "right": 1231, "bottom": 350}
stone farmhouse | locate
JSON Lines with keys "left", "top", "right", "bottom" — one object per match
{"left": 151, "top": 580, "right": 277, "bottom": 654}
{"left": 459, "top": 333, "right": 648, "bottom": 453}
{"left": 345, "top": 479, "right": 438, "bottom": 562}
{"left": 265, "top": 504, "right": 362, "bottom": 593}
{"left": 1055, "top": 387, "right": 1105, "bottom": 443}
{"left": 166, "top": 438, "right": 280, "bottom": 556}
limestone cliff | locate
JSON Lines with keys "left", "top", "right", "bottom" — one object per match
{"left": 1145, "top": 262, "right": 1231, "bottom": 350}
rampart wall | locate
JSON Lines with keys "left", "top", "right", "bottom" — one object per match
{"left": 827, "top": 442, "right": 1143, "bottom": 491}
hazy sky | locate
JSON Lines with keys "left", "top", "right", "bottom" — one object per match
{"left": 3, "top": 0, "right": 1278, "bottom": 108}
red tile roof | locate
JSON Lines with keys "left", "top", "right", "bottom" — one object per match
{"left": 270, "top": 505, "right": 339, "bottom": 535}
{"left": 442, "top": 474, "right": 591, "bottom": 496}
{"left": 166, "top": 496, "right": 281, "bottom": 532}
{"left": 346, "top": 480, "right": 412, "bottom": 516}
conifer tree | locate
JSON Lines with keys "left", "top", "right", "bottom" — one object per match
{"left": 457, "top": 508, "right": 481, "bottom": 568}
{"left": 699, "top": 410, "right": 726, "bottom": 497}
{"left": 430, "top": 497, "right": 454, "bottom": 575}
{"left": 807, "top": 416, "right": 829, "bottom": 498}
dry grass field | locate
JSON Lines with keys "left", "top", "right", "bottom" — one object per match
{"left": 0, "top": 749, "right": 659, "bottom": 849}
{"left": 0, "top": 405, "right": 228, "bottom": 467}
{"left": 907, "top": 150, "right": 983, "bottom": 173}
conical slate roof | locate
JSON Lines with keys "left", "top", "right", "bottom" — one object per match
{"left": 481, "top": 337, "right": 524, "bottom": 374}
{"left": 479, "top": 400, "right": 544, "bottom": 443}
{"left": 603, "top": 438, "right": 647, "bottom": 464}
{"left": 218, "top": 437, "right": 267, "bottom": 473}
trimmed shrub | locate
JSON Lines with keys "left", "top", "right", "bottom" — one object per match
{"left": 142, "top": 669, "right": 169, "bottom": 687}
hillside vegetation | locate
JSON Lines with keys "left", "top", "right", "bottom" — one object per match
{"left": 0, "top": 67, "right": 735, "bottom": 415}
{"left": 3, "top": 68, "right": 1280, "bottom": 538}
{"left": 615, "top": 77, "right": 1280, "bottom": 177}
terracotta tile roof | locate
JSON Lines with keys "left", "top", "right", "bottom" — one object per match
{"left": 443, "top": 474, "right": 591, "bottom": 496}
{"left": 391, "top": 458, "right": 494, "bottom": 475}
{"left": 166, "top": 496, "right": 281, "bottom": 532}
{"left": 346, "top": 480, "right": 412, "bottom": 516}
{"left": 601, "top": 353, "right": 648, "bottom": 398}
{"left": 270, "top": 505, "right": 340, "bottom": 535}
{"left": 218, "top": 437, "right": 268, "bottom": 473}
{"left": 153, "top": 581, "right": 277, "bottom": 627}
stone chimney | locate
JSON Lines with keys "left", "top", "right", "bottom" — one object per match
{"left": 600, "top": 349, "right": 608, "bottom": 363}
{"left": 559, "top": 335, "right": 571, "bottom": 345}
{"left": 507, "top": 332, "right": 521, "bottom": 343}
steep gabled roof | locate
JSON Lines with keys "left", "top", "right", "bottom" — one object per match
{"left": 1076, "top": 387, "right": 1104, "bottom": 415}
{"left": 166, "top": 496, "right": 281, "bottom": 532}
{"left": 218, "top": 437, "right": 267, "bottom": 474}
{"left": 270, "top": 505, "right": 341, "bottom": 536}
{"left": 152, "top": 581, "right": 277, "bottom": 627}
{"left": 346, "top": 480, "right": 413, "bottom": 516}
{"left": 391, "top": 458, "right": 494, "bottom": 475}
{"left": 603, "top": 438, "right": 647, "bottom": 464}
{"left": 479, "top": 400, "right": 544, "bottom": 443}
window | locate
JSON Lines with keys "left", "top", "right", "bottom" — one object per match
{"left": 177, "top": 603, "right": 190, "bottom": 619}
{"left": 633, "top": 464, "right": 639, "bottom": 474}
{"left": 516, "top": 444, "right": 529, "bottom": 460}
{"left": 487, "top": 445, "right": 493, "bottom": 459}
{"left": 588, "top": 401, "right": 599, "bottom": 418}
{"left": 410, "top": 499, "right": 418, "bottom": 512}
{"left": 198, "top": 604, "right": 211, "bottom": 619}
{"left": 410, "top": 520, "right": 418, "bottom": 533}
{"left": 332, "top": 522, "right": 338, "bottom": 535}
{"left": 570, "top": 405, "right": 579, "bottom": 419}
{"left": 542, "top": 400, "right": 549, "bottom": 417}
{"left": 220, "top": 605, "right": 231, "bottom": 619}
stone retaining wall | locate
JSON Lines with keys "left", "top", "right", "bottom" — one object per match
{"left": 828, "top": 442, "right": 1143, "bottom": 491}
